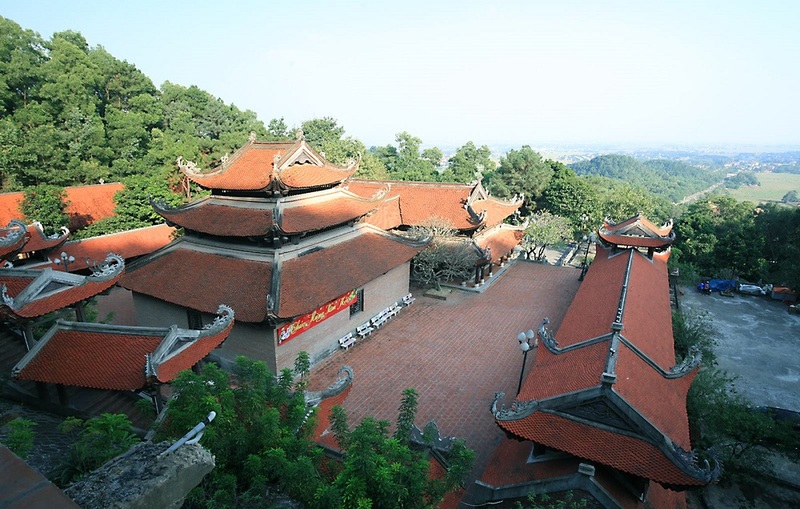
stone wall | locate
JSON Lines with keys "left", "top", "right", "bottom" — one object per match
{"left": 65, "top": 441, "right": 214, "bottom": 509}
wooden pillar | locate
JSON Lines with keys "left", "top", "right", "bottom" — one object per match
{"left": 23, "top": 322, "right": 34, "bottom": 351}
{"left": 75, "top": 302, "right": 86, "bottom": 322}
{"left": 35, "top": 382, "right": 49, "bottom": 401}
{"left": 56, "top": 384, "right": 69, "bottom": 406}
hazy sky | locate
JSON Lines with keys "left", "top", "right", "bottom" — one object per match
{"left": 4, "top": 0, "right": 799, "bottom": 149}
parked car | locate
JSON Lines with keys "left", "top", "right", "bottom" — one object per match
{"left": 738, "top": 283, "right": 766, "bottom": 296}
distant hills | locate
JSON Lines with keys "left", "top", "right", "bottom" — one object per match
{"left": 570, "top": 154, "right": 722, "bottom": 203}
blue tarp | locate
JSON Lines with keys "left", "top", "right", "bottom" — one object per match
{"left": 697, "top": 279, "right": 737, "bottom": 292}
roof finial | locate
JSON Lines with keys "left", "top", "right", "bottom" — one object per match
{"left": 295, "top": 128, "right": 305, "bottom": 141}
{"left": 248, "top": 131, "right": 257, "bottom": 142}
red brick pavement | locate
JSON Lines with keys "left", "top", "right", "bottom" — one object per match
{"left": 308, "top": 261, "right": 581, "bottom": 499}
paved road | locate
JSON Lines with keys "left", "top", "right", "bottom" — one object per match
{"left": 680, "top": 288, "right": 800, "bottom": 411}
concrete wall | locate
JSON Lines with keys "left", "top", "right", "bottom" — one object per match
{"left": 275, "top": 262, "right": 411, "bottom": 371}
{"left": 132, "top": 293, "right": 278, "bottom": 373}
{"left": 130, "top": 261, "right": 411, "bottom": 374}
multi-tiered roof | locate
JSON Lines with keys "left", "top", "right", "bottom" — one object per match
{"left": 491, "top": 215, "right": 718, "bottom": 503}
{"left": 121, "top": 134, "right": 428, "bottom": 324}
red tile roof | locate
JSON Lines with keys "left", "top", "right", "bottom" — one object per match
{"left": 180, "top": 139, "right": 356, "bottom": 191}
{"left": 0, "top": 183, "right": 122, "bottom": 232}
{"left": 13, "top": 307, "right": 234, "bottom": 390}
{"left": 362, "top": 195, "right": 402, "bottom": 230}
{"left": 471, "top": 196, "right": 522, "bottom": 229}
{"left": 15, "top": 328, "right": 162, "bottom": 390}
{"left": 0, "top": 220, "right": 29, "bottom": 259}
{"left": 279, "top": 162, "right": 358, "bottom": 189}
{"left": 64, "top": 183, "right": 123, "bottom": 229}
{"left": 605, "top": 214, "right": 673, "bottom": 237}
{"left": 154, "top": 197, "right": 274, "bottom": 237}
{"left": 499, "top": 412, "right": 707, "bottom": 488}
{"left": 120, "top": 239, "right": 273, "bottom": 323}
{"left": 278, "top": 230, "right": 424, "bottom": 318}
{"left": 599, "top": 213, "right": 674, "bottom": 250}
{"left": 150, "top": 305, "right": 235, "bottom": 383}
{"left": 474, "top": 225, "right": 524, "bottom": 264}
{"left": 52, "top": 224, "right": 176, "bottom": 272}
{"left": 348, "top": 180, "right": 521, "bottom": 231}
{"left": 280, "top": 190, "right": 385, "bottom": 234}
{"left": 0, "top": 255, "right": 124, "bottom": 319}
{"left": 554, "top": 249, "right": 628, "bottom": 346}
{"left": 20, "top": 223, "right": 69, "bottom": 254}
{"left": 0, "top": 194, "right": 23, "bottom": 226}
{"left": 499, "top": 246, "right": 714, "bottom": 489}
{"left": 518, "top": 341, "right": 608, "bottom": 401}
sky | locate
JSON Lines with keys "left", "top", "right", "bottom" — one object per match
{"left": 3, "top": 0, "right": 799, "bottom": 150}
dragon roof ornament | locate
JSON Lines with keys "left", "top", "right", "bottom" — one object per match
{"left": 670, "top": 442, "right": 722, "bottom": 484}
{"left": 176, "top": 156, "right": 201, "bottom": 176}
{"left": 88, "top": 253, "right": 125, "bottom": 281}
{"left": 304, "top": 365, "right": 354, "bottom": 407}
{"left": 0, "top": 220, "right": 27, "bottom": 247}
{"left": 669, "top": 346, "right": 703, "bottom": 377}
{"left": 202, "top": 304, "right": 235, "bottom": 334}
{"left": 1, "top": 284, "right": 14, "bottom": 308}
{"left": 491, "top": 391, "right": 540, "bottom": 421}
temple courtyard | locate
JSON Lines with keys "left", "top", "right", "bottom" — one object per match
{"left": 307, "top": 260, "right": 582, "bottom": 502}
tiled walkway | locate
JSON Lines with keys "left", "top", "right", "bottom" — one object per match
{"left": 308, "top": 260, "right": 581, "bottom": 503}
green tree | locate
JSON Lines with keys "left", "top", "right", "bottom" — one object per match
{"left": 301, "top": 117, "right": 363, "bottom": 166}
{"left": 326, "top": 389, "right": 474, "bottom": 508}
{"left": 441, "top": 141, "right": 494, "bottom": 184}
{"left": 522, "top": 211, "right": 572, "bottom": 261}
{"left": 54, "top": 413, "right": 139, "bottom": 486}
{"left": 484, "top": 146, "right": 554, "bottom": 214}
{"left": 540, "top": 163, "right": 600, "bottom": 237}
{"left": 410, "top": 218, "right": 477, "bottom": 289}
{"left": 674, "top": 196, "right": 766, "bottom": 281}
{"left": 72, "top": 172, "right": 184, "bottom": 239}
{"left": 781, "top": 190, "right": 799, "bottom": 203}
{"left": 21, "top": 184, "right": 69, "bottom": 234}
{"left": 158, "top": 356, "right": 325, "bottom": 508}
{"left": 375, "top": 132, "right": 440, "bottom": 182}
{"left": 2, "top": 418, "right": 37, "bottom": 459}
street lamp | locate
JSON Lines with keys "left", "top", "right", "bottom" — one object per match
{"left": 52, "top": 251, "right": 75, "bottom": 272}
{"left": 579, "top": 233, "right": 595, "bottom": 281}
{"left": 516, "top": 329, "right": 536, "bottom": 395}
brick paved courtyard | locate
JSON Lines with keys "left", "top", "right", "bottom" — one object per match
{"left": 308, "top": 260, "right": 581, "bottom": 499}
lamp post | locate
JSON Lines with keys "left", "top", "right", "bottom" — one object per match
{"left": 53, "top": 251, "right": 75, "bottom": 272}
{"left": 579, "top": 233, "right": 595, "bottom": 281}
{"left": 516, "top": 329, "right": 536, "bottom": 395}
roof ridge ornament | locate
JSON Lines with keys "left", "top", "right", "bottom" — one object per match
{"left": 669, "top": 346, "right": 702, "bottom": 376}
{"left": 538, "top": 317, "right": 559, "bottom": 351}
{"left": 202, "top": 304, "right": 235, "bottom": 334}
{"left": 491, "top": 391, "right": 540, "bottom": 421}
{"left": 0, "top": 220, "right": 27, "bottom": 247}
{"left": 1, "top": 284, "right": 15, "bottom": 308}
{"left": 176, "top": 156, "right": 201, "bottom": 176}
{"left": 249, "top": 131, "right": 257, "bottom": 142}
{"left": 670, "top": 441, "right": 722, "bottom": 483}
{"left": 295, "top": 128, "right": 304, "bottom": 141}
{"left": 88, "top": 253, "right": 125, "bottom": 280}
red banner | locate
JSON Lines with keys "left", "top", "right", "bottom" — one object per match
{"left": 277, "top": 289, "right": 358, "bottom": 345}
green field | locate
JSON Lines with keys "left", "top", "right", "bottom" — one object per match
{"left": 726, "top": 172, "right": 800, "bottom": 204}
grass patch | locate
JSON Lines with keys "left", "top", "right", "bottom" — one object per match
{"left": 726, "top": 172, "right": 800, "bottom": 204}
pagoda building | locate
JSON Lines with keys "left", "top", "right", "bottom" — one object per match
{"left": 120, "top": 133, "right": 429, "bottom": 373}
{"left": 479, "top": 214, "right": 719, "bottom": 508}
{"left": 348, "top": 179, "right": 524, "bottom": 284}
{"left": 598, "top": 213, "right": 675, "bottom": 258}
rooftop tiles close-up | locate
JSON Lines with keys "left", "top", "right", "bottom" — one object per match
{"left": 307, "top": 261, "right": 581, "bottom": 499}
